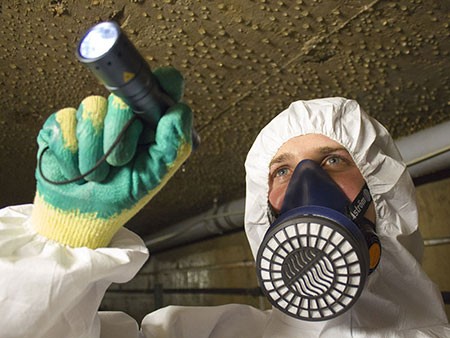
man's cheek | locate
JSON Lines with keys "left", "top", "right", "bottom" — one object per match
{"left": 330, "top": 171, "right": 365, "bottom": 201}
{"left": 268, "top": 186, "right": 286, "bottom": 213}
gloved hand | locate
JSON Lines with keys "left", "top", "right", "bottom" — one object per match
{"left": 31, "top": 68, "right": 193, "bottom": 249}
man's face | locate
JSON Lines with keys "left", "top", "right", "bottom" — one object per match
{"left": 268, "top": 134, "right": 375, "bottom": 222}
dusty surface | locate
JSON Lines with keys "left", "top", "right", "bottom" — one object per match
{"left": 0, "top": 0, "right": 449, "bottom": 239}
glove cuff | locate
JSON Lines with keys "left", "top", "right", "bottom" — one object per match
{"left": 31, "top": 193, "right": 123, "bottom": 249}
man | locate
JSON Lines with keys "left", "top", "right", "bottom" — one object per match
{"left": 0, "top": 70, "right": 448, "bottom": 337}
{"left": 243, "top": 97, "right": 449, "bottom": 336}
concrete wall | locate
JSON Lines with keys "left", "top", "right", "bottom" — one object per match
{"left": 101, "top": 178, "right": 450, "bottom": 324}
{"left": 417, "top": 177, "right": 450, "bottom": 320}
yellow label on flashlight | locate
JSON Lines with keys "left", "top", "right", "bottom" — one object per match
{"left": 123, "top": 72, "right": 135, "bottom": 83}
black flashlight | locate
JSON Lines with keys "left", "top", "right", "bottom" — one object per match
{"left": 76, "top": 21, "right": 199, "bottom": 147}
{"left": 39, "top": 21, "right": 199, "bottom": 186}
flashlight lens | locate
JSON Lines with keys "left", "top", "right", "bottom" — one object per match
{"left": 79, "top": 22, "right": 119, "bottom": 59}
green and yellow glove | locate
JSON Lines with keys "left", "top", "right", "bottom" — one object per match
{"left": 31, "top": 68, "right": 192, "bottom": 249}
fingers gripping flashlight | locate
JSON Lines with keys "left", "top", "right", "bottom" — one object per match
{"left": 77, "top": 21, "right": 170, "bottom": 127}
{"left": 77, "top": 21, "right": 200, "bottom": 145}
{"left": 38, "top": 21, "right": 199, "bottom": 186}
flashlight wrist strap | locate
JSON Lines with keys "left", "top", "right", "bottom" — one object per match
{"left": 31, "top": 138, "right": 193, "bottom": 249}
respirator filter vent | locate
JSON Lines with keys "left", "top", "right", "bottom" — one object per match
{"left": 257, "top": 210, "right": 369, "bottom": 321}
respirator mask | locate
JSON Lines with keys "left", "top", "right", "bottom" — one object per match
{"left": 256, "top": 160, "right": 381, "bottom": 321}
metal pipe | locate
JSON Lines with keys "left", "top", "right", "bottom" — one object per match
{"left": 395, "top": 120, "right": 450, "bottom": 178}
{"left": 144, "top": 198, "right": 245, "bottom": 252}
{"left": 423, "top": 237, "right": 450, "bottom": 247}
{"left": 107, "top": 287, "right": 263, "bottom": 296}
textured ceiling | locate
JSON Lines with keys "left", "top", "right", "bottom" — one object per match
{"left": 1, "top": 0, "right": 449, "bottom": 240}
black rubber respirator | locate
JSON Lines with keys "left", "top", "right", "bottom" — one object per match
{"left": 256, "top": 160, "right": 381, "bottom": 321}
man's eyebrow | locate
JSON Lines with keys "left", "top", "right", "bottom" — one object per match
{"left": 269, "top": 153, "right": 295, "bottom": 169}
{"left": 317, "top": 146, "right": 348, "bottom": 154}
{"left": 268, "top": 146, "right": 349, "bottom": 169}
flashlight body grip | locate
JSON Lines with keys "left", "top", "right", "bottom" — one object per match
{"left": 77, "top": 22, "right": 200, "bottom": 149}
{"left": 77, "top": 22, "right": 174, "bottom": 127}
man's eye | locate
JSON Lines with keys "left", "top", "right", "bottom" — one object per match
{"left": 322, "top": 155, "right": 353, "bottom": 169}
{"left": 324, "top": 156, "right": 342, "bottom": 166}
{"left": 274, "top": 167, "right": 289, "bottom": 177}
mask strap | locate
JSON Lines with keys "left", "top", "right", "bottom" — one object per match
{"left": 347, "top": 184, "right": 372, "bottom": 222}
{"left": 267, "top": 202, "right": 279, "bottom": 224}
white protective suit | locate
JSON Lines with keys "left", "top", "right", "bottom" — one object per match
{"left": 0, "top": 97, "right": 448, "bottom": 338}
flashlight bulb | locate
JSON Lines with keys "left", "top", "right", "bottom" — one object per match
{"left": 79, "top": 22, "right": 119, "bottom": 59}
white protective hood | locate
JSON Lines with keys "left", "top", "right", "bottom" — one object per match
{"left": 244, "top": 97, "right": 449, "bottom": 336}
